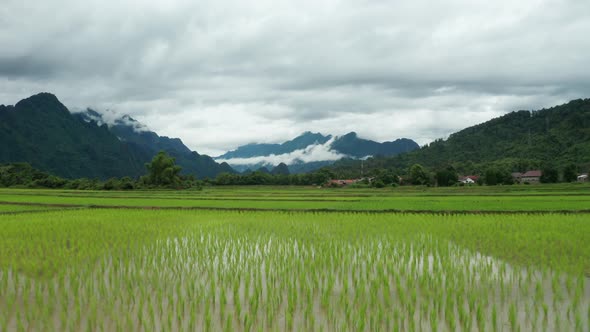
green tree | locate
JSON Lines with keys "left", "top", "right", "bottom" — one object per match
{"left": 245, "top": 171, "right": 272, "bottom": 185}
{"left": 541, "top": 167, "right": 559, "bottom": 183}
{"left": 409, "top": 164, "right": 429, "bottom": 185}
{"left": 484, "top": 167, "right": 513, "bottom": 185}
{"left": 371, "top": 179, "right": 385, "bottom": 188}
{"left": 312, "top": 168, "right": 336, "bottom": 185}
{"left": 119, "top": 177, "right": 135, "bottom": 190}
{"left": 215, "top": 172, "right": 236, "bottom": 185}
{"left": 435, "top": 166, "right": 458, "bottom": 187}
{"left": 563, "top": 163, "right": 578, "bottom": 182}
{"left": 484, "top": 168, "right": 498, "bottom": 185}
{"left": 142, "top": 151, "right": 182, "bottom": 187}
{"left": 372, "top": 169, "right": 399, "bottom": 185}
{"left": 102, "top": 178, "right": 120, "bottom": 190}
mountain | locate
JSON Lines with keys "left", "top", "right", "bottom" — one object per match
{"left": 0, "top": 93, "right": 146, "bottom": 179}
{"left": 215, "top": 131, "right": 419, "bottom": 173}
{"left": 330, "top": 132, "right": 420, "bottom": 158}
{"left": 330, "top": 98, "right": 590, "bottom": 177}
{"left": 0, "top": 93, "right": 233, "bottom": 179}
{"left": 271, "top": 163, "right": 290, "bottom": 175}
{"left": 75, "top": 109, "right": 234, "bottom": 179}
{"left": 216, "top": 132, "right": 332, "bottom": 159}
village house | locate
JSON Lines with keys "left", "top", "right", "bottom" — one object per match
{"left": 520, "top": 170, "right": 542, "bottom": 184}
{"left": 458, "top": 175, "right": 478, "bottom": 184}
{"left": 511, "top": 172, "right": 523, "bottom": 183}
{"left": 327, "top": 179, "right": 359, "bottom": 187}
{"left": 578, "top": 173, "right": 588, "bottom": 182}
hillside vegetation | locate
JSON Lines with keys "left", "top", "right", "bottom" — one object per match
{"left": 331, "top": 99, "right": 590, "bottom": 178}
{"left": 0, "top": 93, "right": 233, "bottom": 179}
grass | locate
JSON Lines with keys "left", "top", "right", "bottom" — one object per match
{"left": 1, "top": 184, "right": 590, "bottom": 212}
{"left": 0, "top": 186, "right": 589, "bottom": 331}
{"left": 0, "top": 203, "right": 67, "bottom": 213}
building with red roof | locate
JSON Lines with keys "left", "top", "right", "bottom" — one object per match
{"left": 327, "top": 179, "right": 359, "bottom": 187}
{"left": 520, "top": 170, "right": 542, "bottom": 184}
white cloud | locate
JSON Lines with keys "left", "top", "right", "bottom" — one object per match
{"left": 71, "top": 108, "right": 150, "bottom": 133}
{"left": 115, "top": 115, "right": 150, "bottom": 133}
{"left": 216, "top": 137, "right": 348, "bottom": 166}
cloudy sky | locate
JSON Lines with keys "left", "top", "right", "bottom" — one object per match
{"left": 1, "top": 0, "right": 589, "bottom": 156}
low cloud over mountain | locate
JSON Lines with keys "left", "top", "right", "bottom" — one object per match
{"left": 216, "top": 137, "right": 347, "bottom": 168}
{"left": 215, "top": 132, "right": 418, "bottom": 173}
{"left": 74, "top": 108, "right": 150, "bottom": 133}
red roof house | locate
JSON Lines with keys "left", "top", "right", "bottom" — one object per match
{"left": 327, "top": 179, "right": 359, "bottom": 187}
{"left": 520, "top": 170, "right": 542, "bottom": 183}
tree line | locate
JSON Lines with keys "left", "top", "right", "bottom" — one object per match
{"left": 1, "top": 151, "right": 586, "bottom": 190}
{"left": 0, "top": 152, "right": 337, "bottom": 190}
{"left": 0, "top": 152, "right": 196, "bottom": 190}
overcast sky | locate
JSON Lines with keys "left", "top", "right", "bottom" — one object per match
{"left": 1, "top": 0, "right": 589, "bottom": 156}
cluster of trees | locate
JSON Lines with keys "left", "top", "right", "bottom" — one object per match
{"left": 340, "top": 161, "right": 586, "bottom": 188}
{"left": 367, "top": 169, "right": 400, "bottom": 188}
{"left": 405, "top": 162, "right": 584, "bottom": 187}
{"left": 0, "top": 153, "right": 338, "bottom": 190}
{"left": 2, "top": 151, "right": 587, "bottom": 190}
{"left": 0, "top": 163, "right": 68, "bottom": 188}
{"left": 213, "top": 168, "right": 335, "bottom": 186}
{"left": 330, "top": 154, "right": 587, "bottom": 187}
{"left": 0, "top": 152, "right": 202, "bottom": 190}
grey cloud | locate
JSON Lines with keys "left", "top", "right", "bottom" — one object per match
{"left": 0, "top": 56, "right": 57, "bottom": 78}
{"left": 0, "top": 0, "right": 588, "bottom": 154}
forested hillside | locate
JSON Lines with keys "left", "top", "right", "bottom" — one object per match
{"left": 0, "top": 93, "right": 233, "bottom": 179}
{"left": 330, "top": 99, "right": 590, "bottom": 177}
{"left": 75, "top": 109, "right": 234, "bottom": 179}
{"left": 0, "top": 93, "right": 147, "bottom": 178}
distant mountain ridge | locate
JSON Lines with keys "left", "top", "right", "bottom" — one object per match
{"left": 330, "top": 132, "right": 419, "bottom": 158}
{"left": 75, "top": 109, "right": 235, "bottom": 179}
{"left": 399, "top": 99, "right": 590, "bottom": 168}
{"left": 216, "top": 132, "right": 333, "bottom": 159}
{"left": 0, "top": 93, "right": 234, "bottom": 179}
{"left": 215, "top": 131, "right": 419, "bottom": 173}
{"left": 0, "top": 93, "right": 145, "bottom": 179}
{"left": 78, "top": 109, "right": 192, "bottom": 154}
{"left": 329, "top": 98, "right": 590, "bottom": 177}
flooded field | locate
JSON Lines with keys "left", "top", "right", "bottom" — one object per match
{"left": 1, "top": 208, "right": 589, "bottom": 331}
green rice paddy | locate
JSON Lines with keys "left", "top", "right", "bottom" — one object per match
{"left": 0, "top": 203, "right": 68, "bottom": 214}
{"left": 0, "top": 185, "right": 589, "bottom": 331}
{"left": 1, "top": 185, "right": 590, "bottom": 212}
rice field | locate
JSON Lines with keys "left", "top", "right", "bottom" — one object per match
{"left": 0, "top": 203, "right": 69, "bottom": 214}
{"left": 0, "top": 186, "right": 589, "bottom": 331}
{"left": 1, "top": 185, "right": 590, "bottom": 212}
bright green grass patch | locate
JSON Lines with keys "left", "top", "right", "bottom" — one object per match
{"left": 0, "top": 192, "right": 589, "bottom": 211}
{"left": 1, "top": 209, "right": 588, "bottom": 277}
{"left": 0, "top": 204, "right": 66, "bottom": 213}
{"left": 0, "top": 209, "right": 589, "bottom": 331}
{"left": 2, "top": 182, "right": 590, "bottom": 198}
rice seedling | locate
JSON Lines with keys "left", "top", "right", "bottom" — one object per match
{"left": 0, "top": 189, "right": 588, "bottom": 331}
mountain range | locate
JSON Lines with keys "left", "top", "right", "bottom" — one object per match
{"left": 0, "top": 93, "right": 233, "bottom": 179}
{"left": 215, "top": 132, "right": 419, "bottom": 173}
{"left": 2, "top": 93, "right": 588, "bottom": 181}
{"left": 74, "top": 109, "right": 234, "bottom": 179}
{"left": 330, "top": 98, "right": 590, "bottom": 177}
